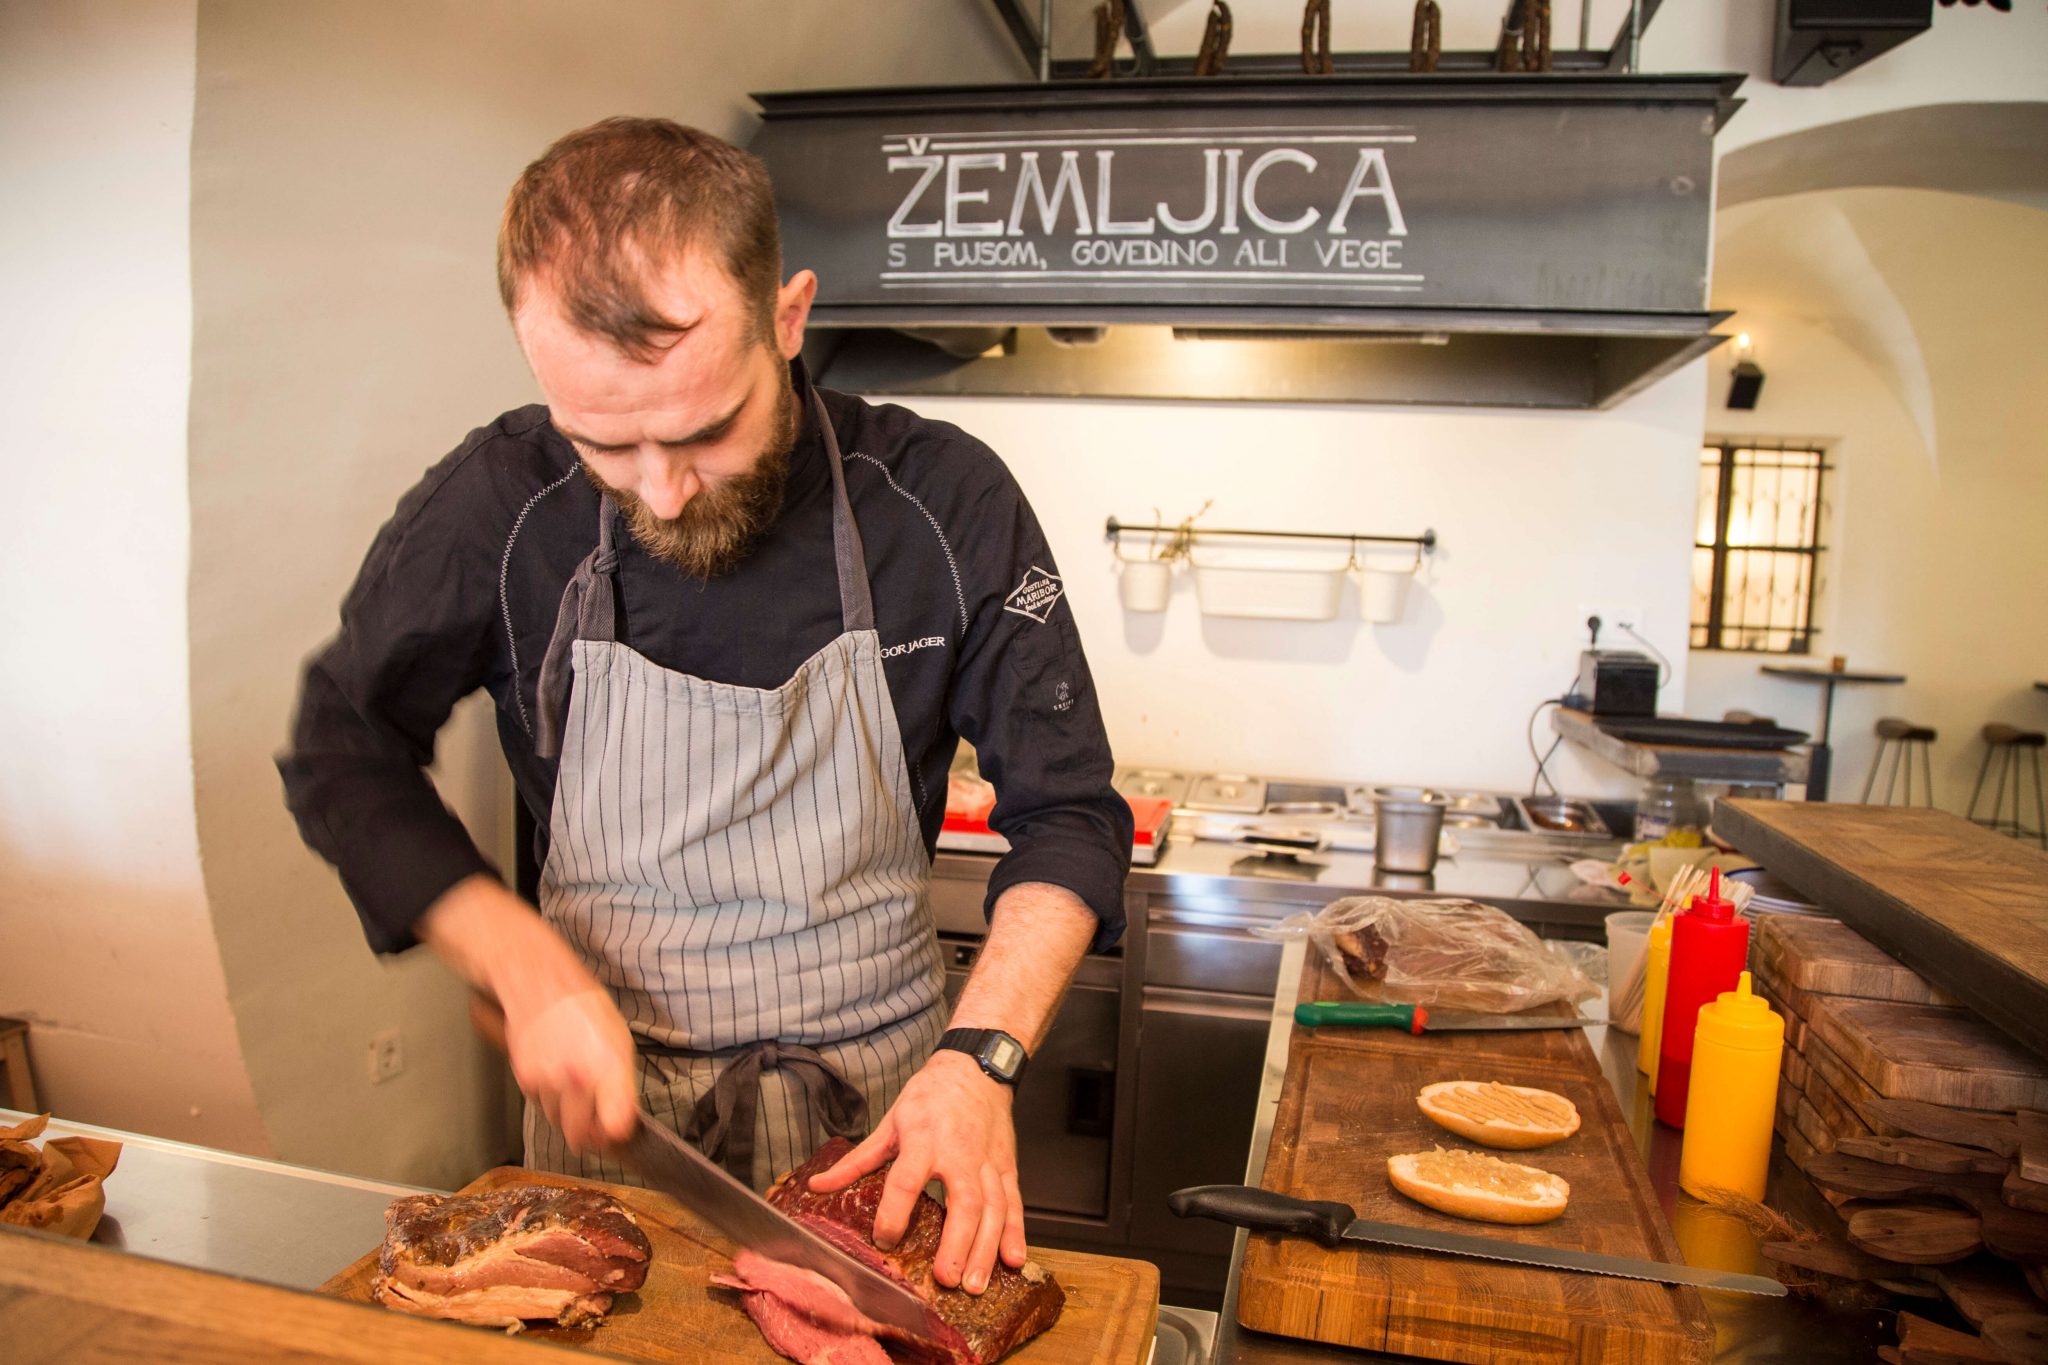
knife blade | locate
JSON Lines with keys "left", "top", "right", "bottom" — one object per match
{"left": 621, "top": 1109, "right": 936, "bottom": 1337}
{"left": 1294, "top": 1002, "right": 1597, "bottom": 1032}
{"left": 1168, "top": 1184, "right": 1785, "bottom": 1296}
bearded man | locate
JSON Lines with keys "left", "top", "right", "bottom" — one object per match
{"left": 280, "top": 118, "right": 1130, "bottom": 1297}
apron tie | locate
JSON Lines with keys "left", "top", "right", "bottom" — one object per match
{"left": 535, "top": 502, "right": 622, "bottom": 760}
{"left": 677, "top": 1040, "right": 870, "bottom": 1184}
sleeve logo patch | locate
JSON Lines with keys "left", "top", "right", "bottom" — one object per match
{"left": 1003, "top": 566, "right": 1065, "bottom": 623}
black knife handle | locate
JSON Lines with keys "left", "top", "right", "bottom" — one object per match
{"left": 1167, "top": 1185, "right": 1355, "bottom": 1248}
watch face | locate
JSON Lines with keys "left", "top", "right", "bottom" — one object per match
{"left": 988, "top": 1037, "right": 1026, "bottom": 1076}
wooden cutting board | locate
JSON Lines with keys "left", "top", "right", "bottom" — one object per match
{"left": 0, "top": 1224, "right": 578, "bottom": 1363}
{"left": 1234, "top": 956, "right": 1713, "bottom": 1364}
{"left": 1754, "top": 914, "right": 1952, "bottom": 1006}
{"left": 321, "top": 1167, "right": 1156, "bottom": 1365}
{"left": 1806, "top": 997, "right": 2048, "bottom": 1112}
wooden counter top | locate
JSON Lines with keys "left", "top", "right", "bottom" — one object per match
{"left": 1714, "top": 800, "right": 2048, "bottom": 1062}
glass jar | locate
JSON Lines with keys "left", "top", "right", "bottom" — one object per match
{"left": 1635, "top": 776, "right": 1705, "bottom": 845}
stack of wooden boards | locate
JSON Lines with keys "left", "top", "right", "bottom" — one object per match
{"left": 1750, "top": 913, "right": 2048, "bottom": 1358}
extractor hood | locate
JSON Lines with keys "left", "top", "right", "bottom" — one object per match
{"left": 750, "top": 73, "right": 1744, "bottom": 410}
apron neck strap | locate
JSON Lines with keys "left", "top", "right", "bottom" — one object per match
{"left": 533, "top": 499, "right": 622, "bottom": 759}
{"left": 535, "top": 382, "right": 870, "bottom": 759}
{"left": 814, "top": 389, "right": 874, "bottom": 635}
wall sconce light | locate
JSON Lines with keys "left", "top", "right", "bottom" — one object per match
{"left": 1727, "top": 331, "right": 1765, "bottom": 410}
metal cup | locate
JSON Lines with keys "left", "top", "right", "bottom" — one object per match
{"left": 1371, "top": 786, "right": 1448, "bottom": 873}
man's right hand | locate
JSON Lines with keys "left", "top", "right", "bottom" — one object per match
{"left": 419, "top": 874, "right": 639, "bottom": 1152}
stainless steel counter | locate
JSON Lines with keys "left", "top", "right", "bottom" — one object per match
{"left": 1206, "top": 943, "right": 1890, "bottom": 1364}
{"left": 1, "top": 1108, "right": 428, "bottom": 1291}
{"left": 936, "top": 825, "right": 1631, "bottom": 945}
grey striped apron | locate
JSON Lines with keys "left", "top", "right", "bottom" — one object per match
{"left": 526, "top": 390, "right": 945, "bottom": 1191}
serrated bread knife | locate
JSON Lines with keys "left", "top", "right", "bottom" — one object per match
{"left": 621, "top": 1108, "right": 937, "bottom": 1336}
{"left": 1169, "top": 1185, "right": 1786, "bottom": 1296}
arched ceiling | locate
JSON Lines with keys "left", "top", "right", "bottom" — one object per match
{"left": 1720, "top": 102, "right": 2048, "bottom": 214}
{"left": 1713, "top": 187, "right": 2048, "bottom": 472}
{"left": 1712, "top": 101, "right": 2048, "bottom": 469}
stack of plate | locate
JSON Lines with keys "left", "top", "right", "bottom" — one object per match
{"left": 1726, "top": 866, "right": 1824, "bottom": 915}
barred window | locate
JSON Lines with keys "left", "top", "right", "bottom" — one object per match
{"left": 1691, "top": 442, "right": 1829, "bottom": 654}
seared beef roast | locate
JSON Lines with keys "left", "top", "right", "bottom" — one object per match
{"left": 374, "top": 1184, "right": 652, "bottom": 1331}
{"left": 715, "top": 1138, "right": 1064, "bottom": 1365}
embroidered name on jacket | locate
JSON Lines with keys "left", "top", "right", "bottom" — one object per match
{"left": 1004, "top": 566, "right": 1065, "bottom": 623}
{"left": 880, "top": 635, "right": 947, "bottom": 659}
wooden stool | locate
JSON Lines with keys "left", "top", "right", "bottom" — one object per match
{"left": 1968, "top": 723, "right": 2047, "bottom": 848}
{"left": 0, "top": 1018, "right": 36, "bottom": 1112}
{"left": 1861, "top": 717, "right": 1937, "bottom": 806}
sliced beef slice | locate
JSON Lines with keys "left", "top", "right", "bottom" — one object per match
{"left": 373, "top": 1184, "right": 651, "bottom": 1331}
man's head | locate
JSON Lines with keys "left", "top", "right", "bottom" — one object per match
{"left": 499, "top": 118, "right": 815, "bottom": 578}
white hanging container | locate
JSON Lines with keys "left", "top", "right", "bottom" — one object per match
{"left": 1118, "top": 559, "right": 1173, "bottom": 612}
{"left": 1191, "top": 547, "right": 1348, "bottom": 621}
{"left": 1356, "top": 565, "right": 1415, "bottom": 623}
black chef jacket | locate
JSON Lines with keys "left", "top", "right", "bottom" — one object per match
{"left": 280, "top": 364, "right": 1132, "bottom": 957}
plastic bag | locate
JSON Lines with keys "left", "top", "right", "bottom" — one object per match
{"left": 1251, "top": 896, "right": 1599, "bottom": 1013}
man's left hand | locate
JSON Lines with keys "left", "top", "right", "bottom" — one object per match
{"left": 806, "top": 1050, "right": 1025, "bottom": 1295}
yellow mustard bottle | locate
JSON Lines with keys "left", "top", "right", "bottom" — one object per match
{"left": 1679, "top": 971, "right": 1785, "bottom": 1203}
{"left": 1636, "top": 914, "right": 1674, "bottom": 1087}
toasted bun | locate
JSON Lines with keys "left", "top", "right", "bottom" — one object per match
{"left": 1387, "top": 1147, "right": 1570, "bottom": 1225}
{"left": 1417, "top": 1080, "right": 1581, "bottom": 1150}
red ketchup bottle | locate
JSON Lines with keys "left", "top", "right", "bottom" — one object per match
{"left": 1655, "top": 869, "right": 1749, "bottom": 1129}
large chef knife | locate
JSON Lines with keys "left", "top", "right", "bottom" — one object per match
{"left": 1294, "top": 1002, "right": 1596, "bottom": 1032}
{"left": 1169, "top": 1185, "right": 1786, "bottom": 1296}
{"left": 621, "top": 1109, "right": 936, "bottom": 1336}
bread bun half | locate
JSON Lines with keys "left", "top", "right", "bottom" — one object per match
{"left": 1417, "top": 1080, "right": 1580, "bottom": 1150}
{"left": 1387, "top": 1147, "right": 1570, "bottom": 1225}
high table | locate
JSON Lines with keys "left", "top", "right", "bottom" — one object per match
{"left": 1759, "top": 664, "right": 1906, "bottom": 800}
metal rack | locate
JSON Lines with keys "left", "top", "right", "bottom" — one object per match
{"left": 1104, "top": 517, "right": 1437, "bottom": 557}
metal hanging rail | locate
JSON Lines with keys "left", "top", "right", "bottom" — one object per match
{"left": 1104, "top": 517, "right": 1436, "bottom": 553}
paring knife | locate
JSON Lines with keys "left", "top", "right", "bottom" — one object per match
{"left": 1169, "top": 1185, "right": 1786, "bottom": 1296}
{"left": 1294, "top": 1002, "right": 1596, "bottom": 1033}
{"left": 621, "top": 1108, "right": 936, "bottom": 1337}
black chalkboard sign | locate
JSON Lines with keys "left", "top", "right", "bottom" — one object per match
{"left": 751, "top": 75, "right": 1741, "bottom": 327}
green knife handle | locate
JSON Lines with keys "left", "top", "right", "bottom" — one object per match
{"left": 1294, "top": 1001, "right": 1427, "bottom": 1032}
{"left": 1168, "top": 1185, "right": 1355, "bottom": 1249}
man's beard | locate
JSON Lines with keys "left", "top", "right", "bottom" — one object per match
{"left": 581, "top": 372, "right": 797, "bottom": 580}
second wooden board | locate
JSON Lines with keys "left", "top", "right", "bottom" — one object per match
{"left": 1806, "top": 996, "right": 2048, "bottom": 1113}
{"left": 1753, "top": 914, "right": 1952, "bottom": 1005}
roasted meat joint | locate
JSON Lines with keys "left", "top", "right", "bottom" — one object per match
{"left": 716, "top": 1139, "right": 1065, "bottom": 1365}
{"left": 371, "top": 1184, "right": 652, "bottom": 1331}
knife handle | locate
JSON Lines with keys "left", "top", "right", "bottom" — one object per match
{"left": 1167, "top": 1185, "right": 1356, "bottom": 1248}
{"left": 1294, "top": 1001, "right": 1427, "bottom": 1032}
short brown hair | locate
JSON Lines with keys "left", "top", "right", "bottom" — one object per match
{"left": 498, "top": 118, "right": 782, "bottom": 359}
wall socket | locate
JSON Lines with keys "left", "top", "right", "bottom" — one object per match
{"left": 1577, "top": 603, "right": 1648, "bottom": 647}
{"left": 368, "top": 1028, "right": 404, "bottom": 1084}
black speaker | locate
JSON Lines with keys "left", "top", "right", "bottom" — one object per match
{"left": 1727, "top": 360, "right": 1766, "bottom": 410}
{"left": 1775, "top": 0, "right": 1933, "bottom": 85}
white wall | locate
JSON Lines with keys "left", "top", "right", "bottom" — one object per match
{"left": 908, "top": 372, "right": 1705, "bottom": 797}
{"left": 0, "top": 0, "right": 265, "bottom": 1150}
